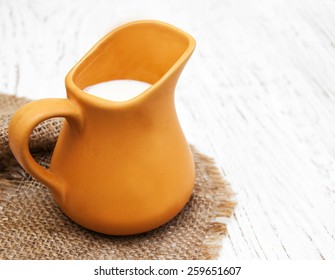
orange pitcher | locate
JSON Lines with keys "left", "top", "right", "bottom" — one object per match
{"left": 8, "top": 20, "right": 196, "bottom": 235}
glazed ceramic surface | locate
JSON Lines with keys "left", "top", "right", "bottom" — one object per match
{"left": 8, "top": 20, "right": 196, "bottom": 235}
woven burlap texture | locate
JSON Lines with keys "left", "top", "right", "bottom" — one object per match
{"left": 0, "top": 93, "right": 235, "bottom": 260}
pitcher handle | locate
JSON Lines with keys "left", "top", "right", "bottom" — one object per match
{"left": 8, "top": 98, "right": 82, "bottom": 199}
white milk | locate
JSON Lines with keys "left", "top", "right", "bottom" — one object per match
{"left": 83, "top": 79, "right": 151, "bottom": 102}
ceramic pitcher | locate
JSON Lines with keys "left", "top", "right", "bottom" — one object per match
{"left": 8, "top": 20, "right": 196, "bottom": 235}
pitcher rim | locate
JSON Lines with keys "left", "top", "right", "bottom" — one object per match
{"left": 65, "top": 20, "right": 196, "bottom": 109}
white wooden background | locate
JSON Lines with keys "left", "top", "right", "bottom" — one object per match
{"left": 1, "top": 0, "right": 335, "bottom": 259}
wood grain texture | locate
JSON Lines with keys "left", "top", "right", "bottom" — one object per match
{"left": 1, "top": 0, "right": 335, "bottom": 259}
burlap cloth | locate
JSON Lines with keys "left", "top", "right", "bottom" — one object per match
{"left": 0, "top": 93, "right": 235, "bottom": 260}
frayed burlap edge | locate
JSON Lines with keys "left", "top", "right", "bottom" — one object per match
{"left": 193, "top": 151, "right": 236, "bottom": 259}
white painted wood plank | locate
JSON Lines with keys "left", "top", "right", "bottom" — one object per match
{"left": 1, "top": 0, "right": 335, "bottom": 259}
